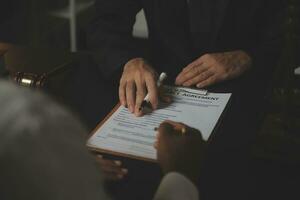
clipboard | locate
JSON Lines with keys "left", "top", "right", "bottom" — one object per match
{"left": 87, "top": 87, "right": 231, "bottom": 163}
{"left": 87, "top": 103, "right": 157, "bottom": 162}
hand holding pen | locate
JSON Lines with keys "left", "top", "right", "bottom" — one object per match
{"left": 154, "top": 120, "right": 206, "bottom": 185}
{"left": 119, "top": 58, "right": 169, "bottom": 117}
{"left": 139, "top": 72, "right": 168, "bottom": 111}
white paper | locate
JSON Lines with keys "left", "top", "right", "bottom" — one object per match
{"left": 87, "top": 86, "right": 231, "bottom": 160}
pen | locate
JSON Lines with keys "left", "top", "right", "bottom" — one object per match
{"left": 139, "top": 72, "right": 168, "bottom": 111}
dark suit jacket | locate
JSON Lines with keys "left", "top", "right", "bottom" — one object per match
{"left": 86, "top": 3, "right": 287, "bottom": 199}
{"left": 0, "top": 0, "right": 33, "bottom": 44}
{"left": 87, "top": 0, "right": 286, "bottom": 83}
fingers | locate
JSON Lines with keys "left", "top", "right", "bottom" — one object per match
{"left": 95, "top": 155, "right": 128, "bottom": 181}
{"left": 156, "top": 122, "right": 174, "bottom": 147}
{"left": 175, "top": 64, "right": 208, "bottom": 86}
{"left": 158, "top": 120, "right": 201, "bottom": 136}
{"left": 196, "top": 75, "right": 218, "bottom": 88}
{"left": 162, "top": 120, "right": 186, "bottom": 133}
{"left": 119, "top": 58, "right": 159, "bottom": 115}
{"left": 175, "top": 54, "right": 217, "bottom": 87}
{"left": 182, "top": 70, "right": 214, "bottom": 87}
{"left": 154, "top": 120, "right": 204, "bottom": 155}
{"left": 134, "top": 80, "right": 147, "bottom": 116}
{"left": 126, "top": 81, "right": 136, "bottom": 113}
{"left": 182, "top": 59, "right": 203, "bottom": 74}
{"left": 158, "top": 122, "right": 175, "bottom": 136}
{"left": 176, "top": 52, "right": 252, "bottom": 88}
{"left": 155, "top": 121, "right": 187, "bottom": 150}
{"left": 145, "top": 75, "right": 159, "bottom": 110}
{"left": 120, "top": 74, "right": 158, "bottom": 115}
{"left": 157, "top": 120, "right": 186, "bottom": 139}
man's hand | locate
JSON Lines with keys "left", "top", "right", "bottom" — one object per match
{"left": 175, "top": 50, "right": 252, "bottom": 88}
{"left": 95, "top": 155, "right": 128, "bottom": 182}
{"left": 119, "top": 58, "right": 159, "bottom": 117}
{"left": 154, "top": 120, "right": 206, "bottom": 184}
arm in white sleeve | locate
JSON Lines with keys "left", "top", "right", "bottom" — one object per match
{"left": 154, "top": 172, "right": 199, "bottom": 200}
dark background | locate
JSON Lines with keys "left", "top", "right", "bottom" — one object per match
{"left": 0, "top": 0, "right": 299, "bottom": 200}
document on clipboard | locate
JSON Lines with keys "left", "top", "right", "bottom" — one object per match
{"left": 87, "top": 86, "right": 231, "bottom": 162}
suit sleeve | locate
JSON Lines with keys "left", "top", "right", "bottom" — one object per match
{"left": 87, "top": 0, "right": 143, "bottom": 78}
{"left": 153, "top": 172, "right": 199, "bottom": 200}
{"left": 243, "top": 0, "right": 287, "bottom": 77}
